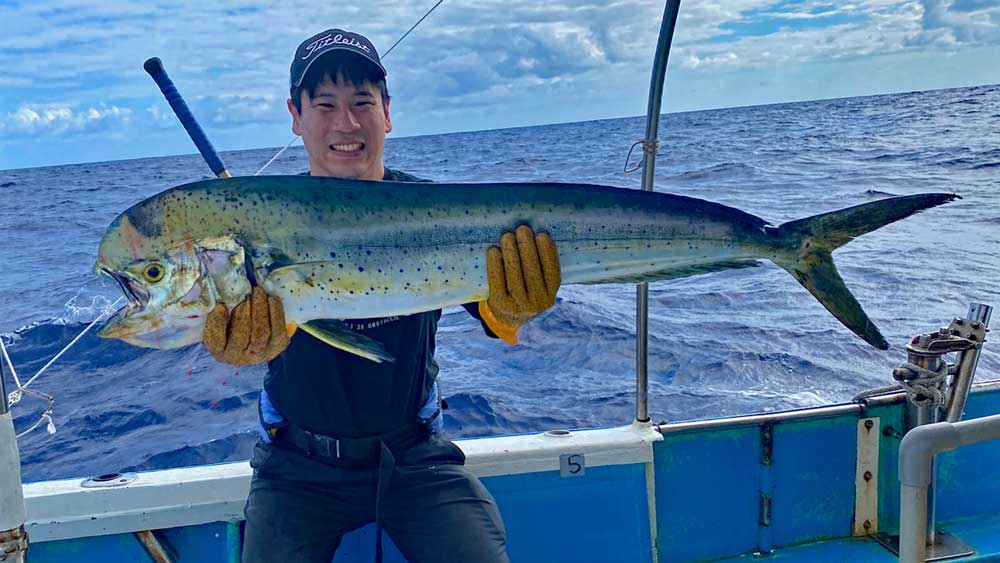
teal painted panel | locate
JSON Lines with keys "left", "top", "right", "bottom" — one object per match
{"left": 712, "top": 535, "right": 897, "bottom": 562}
{"left": 871, "top": 402, "right": 904, "bottom": 534}
{"left": 28, "top": 533, "right": 152, "bottom": 563}
{"left": 161, "top": 521, "right": 238, "bottom": 562}
{"left": 334, "top": 463, "right": 653, "bottom": 563}
{"left": 937, "top": 388, "right": 1000, "bottom": 521}
{"left": 872, "top": 387, "right": 1000, "bottom": 534}
{"left": 485, "top": 464, "right": 653, "bottom": 563}
{"left": 713, "top": 512, "right": 1000, "bottom": 562}
{"left": 30, "top": 524, "right": 236, "bottom": 563}
{"left": 770, "top": 415, "right": 857, "bottom": 546}
{"left": 655, "top": 427, "right": 760, "bottom": 563}
{"left": 334, "top": 525, "right": 407, "bottom": 562}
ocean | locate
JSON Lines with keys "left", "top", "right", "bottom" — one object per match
{"left": 2, "top": 84, "right": 998, "bottom": 483}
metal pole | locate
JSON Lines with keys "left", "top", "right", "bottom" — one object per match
{"left": 944, "top": 303, "right": 992, "bottom": 423}
{"left": 635, "top": 0, "right": 682, "bottom": 424}
{"left": 1, "top": 362, "right": 8, "bottom": 416}
{"left": 1, "top": 359, "right": 29, "bottom": 562}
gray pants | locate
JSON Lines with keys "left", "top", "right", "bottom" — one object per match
{"left": 242, "top": 433, "right": 509, "bottom": 563}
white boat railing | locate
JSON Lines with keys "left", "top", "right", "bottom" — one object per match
{"left": 898, "top": 413, "right": 1000, "bottom": 563}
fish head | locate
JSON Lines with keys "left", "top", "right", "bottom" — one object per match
{"left": 95, "top": 211, "right": 251, "bottom": 348}
{"left": 96, "top": 243, "right": 216, "bottom": 348}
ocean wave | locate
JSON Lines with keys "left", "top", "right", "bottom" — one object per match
{"left": 861, "top": 189, "right": 897, "bottom": 198}
{"left": 667, "top": 162, "right": 762, "bottom": 181}
{"left": 121, "top": 432, "right": 257, "bottom": 474}
{"left": 972, "top": 162, "right": 1000, "bottom": 170}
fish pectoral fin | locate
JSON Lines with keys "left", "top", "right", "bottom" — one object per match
{"left": 300, "top": 320, "right": 395, "bottom": 363}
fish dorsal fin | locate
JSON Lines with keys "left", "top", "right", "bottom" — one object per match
{"left": 300, "top": 320, "right": 395, "bottom": 364}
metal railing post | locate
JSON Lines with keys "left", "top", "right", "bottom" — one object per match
{"left": 635, "top": 0, "right": 682, "bottom": 424}
{"left": 1, "top": 360, "right": 29, "bottom": 562}
{"left": 944, "top": 303, "right": 992, "bottom": 423}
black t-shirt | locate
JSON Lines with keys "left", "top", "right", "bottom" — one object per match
{"left": 264, "top": 168, "right": 489, "bottom": 437}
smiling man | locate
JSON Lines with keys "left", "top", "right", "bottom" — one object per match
{"left": 288, "top": 35, "right": 391, "bottom": 181}
{"left": 202, "top": 29, "right": 561, "bottom": 563}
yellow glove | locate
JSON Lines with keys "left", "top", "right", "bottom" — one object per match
{"left": 203, "top": 286, "right": 295, "bottom": 366}
{"left": 479, "top": 225, "right": 561, "bottom": 345}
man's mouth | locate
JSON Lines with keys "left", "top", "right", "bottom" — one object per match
{"left": 331, "top": 142, "right": 365, "bottom": 154}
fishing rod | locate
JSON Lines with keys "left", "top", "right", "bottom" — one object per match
{"left": 143, "top": 57, "right": 232, "bottom": 179}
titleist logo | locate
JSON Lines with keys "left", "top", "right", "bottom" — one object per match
{"left": 303, "top": 33, "right": 371, "bottom": 60}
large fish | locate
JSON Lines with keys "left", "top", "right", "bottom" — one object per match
{"left": 95, "top": 176, "right": 957, "bottom": 361}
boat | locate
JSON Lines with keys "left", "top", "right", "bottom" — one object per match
{"left": 2, "top": 2, "right": 997, "bottom": 562}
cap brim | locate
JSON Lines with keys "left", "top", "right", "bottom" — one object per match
{"left": 293, "top": 47, "right": 387, "bottom": 88}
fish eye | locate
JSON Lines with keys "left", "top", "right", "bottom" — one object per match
{"left": 143, "top": 263, "right": 165, "bottom": 283}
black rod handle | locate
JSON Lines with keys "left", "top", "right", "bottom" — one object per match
{"left": 143, "top": 57, "right": 230, "bottom": 178}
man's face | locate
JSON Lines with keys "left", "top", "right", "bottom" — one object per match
{"left": 288, "top": 73, "right": 392, "bottom": 180}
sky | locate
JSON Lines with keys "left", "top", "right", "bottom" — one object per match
{"left": 1, "top": 0, "right": 998, "bottom": 170}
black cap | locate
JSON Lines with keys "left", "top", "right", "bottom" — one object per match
{"left": 290, "top": 29, "right": 387, "bottom": 91}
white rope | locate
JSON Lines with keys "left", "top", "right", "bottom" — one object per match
{"left": 254, "top": 136, "right": 299, "bottom": 176}
{"left": 895, "top": 361, "right": 950, "bottom": 408}
{"left": 3, "top": 296, "right": 123, "bottom": 438}
{"left": 0, "top": 337, "right": 21, "bottom": 391}
{"left": 15, "top": 395, "right": 56, "bottom": 439}
{"left": 13, "top": 296, "right": 123, "bottom": 397}
{"left": 383, "top": 0, "right": 444, "bottom": 58}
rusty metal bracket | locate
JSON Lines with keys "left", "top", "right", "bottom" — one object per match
{"left": 134, "top": 530, "right": 178, "bottom": 563}
{"left": 0, "top": 526, "right": 28, "bottom": 563}
{"left": 854, "top": 417, "right": 880, "bottom": 536}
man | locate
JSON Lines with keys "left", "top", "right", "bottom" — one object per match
{"left": 203, "top": 29, "right": 560, "bottom": 563}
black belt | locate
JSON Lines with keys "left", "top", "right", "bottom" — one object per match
{"left": 275, "top": 422, "right": 428, "bottom": 466}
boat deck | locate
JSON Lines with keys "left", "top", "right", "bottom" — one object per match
{"left": 19, "top": 381, "right": 1000, "bottom": 562}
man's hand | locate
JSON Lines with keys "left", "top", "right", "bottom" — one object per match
{"left": 479, "top": 225, "right": 561, "bottom": 345}
{"left": 203, "top": 286, "right": 293, "bottom": 366}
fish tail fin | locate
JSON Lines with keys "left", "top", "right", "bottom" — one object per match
{"left": 769, "top": 193, "right": 959, "bottom": 349}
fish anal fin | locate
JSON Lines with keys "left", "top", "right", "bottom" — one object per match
{"left": 300, "top": 320, "right": 395, "bottom": 363}
{"left": 577, "top": 260, "right": 760, "bottom": 285}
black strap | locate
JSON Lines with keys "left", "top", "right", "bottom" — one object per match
{"left": 374, "top": 440, "right": 395, "bottom": 563}
{"left": 273, "top": 424, "right": 423, "bottom": 562}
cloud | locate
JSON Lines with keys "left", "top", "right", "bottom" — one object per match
{"left": 673, "top": 1, "right": 927, "bottom": 70}
{"left": 2, "top": 103, "right": 132, "bottom": 134}
{"left": 913, "top": 0, "right": 1000, "bottom": 46}
{"left": 2, "top": 0, "right": 998, "bottom": 169}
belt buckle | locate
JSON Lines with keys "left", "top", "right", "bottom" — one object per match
{"left": 305, "top": 430, "right": 341, "bottom": 459}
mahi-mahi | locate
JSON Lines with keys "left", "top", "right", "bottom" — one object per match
{"left": 95, "top": 175, "right": 958, "bottom": 361}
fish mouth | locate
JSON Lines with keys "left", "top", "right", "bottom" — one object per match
{"left": 100, "top": 267, "right": 150, "bottom": 311}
